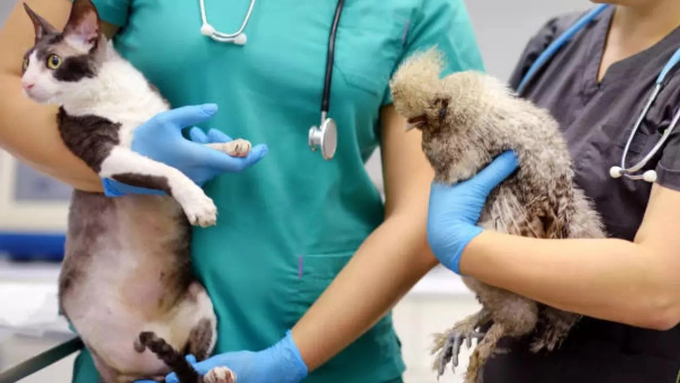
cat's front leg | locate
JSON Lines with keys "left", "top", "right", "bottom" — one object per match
{"left": 99, "top": 146, "right": 217, "bottom": 227}
{"left": 206, "top": 139, "right": 251, "bottom": 158}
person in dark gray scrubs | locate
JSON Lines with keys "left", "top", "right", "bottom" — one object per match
{"left": 425, "top": 2, "right": 680, "bottom": 382}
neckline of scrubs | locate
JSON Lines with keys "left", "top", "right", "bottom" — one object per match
{"left": 581, "top": 6, "right": 680, "bottom": 96}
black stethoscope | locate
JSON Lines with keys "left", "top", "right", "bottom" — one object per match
{"left": 199, "top": 0, "right": 344, "bottom": 160}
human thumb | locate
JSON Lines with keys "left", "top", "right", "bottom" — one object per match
{"left": 472, "top": 151, "right": 519, "bottom": 195}
{"left": 155, "top": 104, "right": 218, "bottom": 130}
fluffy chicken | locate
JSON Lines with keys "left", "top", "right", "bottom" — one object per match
{"left": 389, "top": 48, "right": 607, "bottom": 383}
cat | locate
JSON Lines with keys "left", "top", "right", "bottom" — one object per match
{"left": 20, "top": 1, "right": 243, "bottom": 382}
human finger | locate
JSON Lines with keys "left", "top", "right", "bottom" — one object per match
{"left": 473, "top": 151, "right": 519, "bottom": 195}
{"left": 188, "top": 127, "right": 209, "bottom": 143}
{"left": 207, "top": 128, "right": 233, "bottom": 143}
{"left": 155, "top": 104, "right": 218, "bottom": 129}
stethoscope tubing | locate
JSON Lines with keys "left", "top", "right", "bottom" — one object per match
{"left": 198, "top": 0, "right": 344, "bottom": 160}
{"left": 199, "top": 0, "right": 256, "bottom": 39}
{"left": 321, "top": 0, "right": 345, "bottom": 120}
{"left": 516, "top": 4, "right": 609, "bottom": 95}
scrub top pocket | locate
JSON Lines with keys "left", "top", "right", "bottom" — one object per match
{"left": 612, "top": 122, "right": 655, "bottom": 156}
{"left": 332, "top": 3, "right": 411, "bottom": 98}
{"left": 287, "top": 249, "right": 402, "bottom": 377}
{"left": 291, "top": 250, "right": 354, "bottom": 299}
{"left": 573, "top": 123, "right": 655, "bottom": 240}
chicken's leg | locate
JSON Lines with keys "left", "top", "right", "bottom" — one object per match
{"left": 432, "top": 308, "right": 490, "bottom": 377}
{"left": 466, "top": 322, "right": 506, "bottom": 383}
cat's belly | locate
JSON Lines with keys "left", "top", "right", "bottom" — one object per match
{"left": 59, "top": 190, "right": 199, "bottom": 373}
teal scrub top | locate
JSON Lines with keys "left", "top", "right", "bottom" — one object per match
{"left": 71, "top": 1, "right": 484, "bottom": 382}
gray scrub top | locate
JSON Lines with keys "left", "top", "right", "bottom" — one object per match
{"left": 483, "top": 6, "right": 680, "bottom": 383}
{"left": 509, "top": 5, "right": 680, "bottom": 242}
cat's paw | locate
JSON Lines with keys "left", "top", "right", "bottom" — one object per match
{"left": 203, "top": 367, "right": 236, "bottom": 383}
{"left": 208, "top": 139, "right": 251, "bottom": 158}
{"left": 183, "top": 194, "right": 217, "bottom": 227}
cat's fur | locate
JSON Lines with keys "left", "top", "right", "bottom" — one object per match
{"left": 20, "top": 1, "right": 243, "bottom": 382}
{"left": 389, "top": 48, "right": 607, "bottom": 383}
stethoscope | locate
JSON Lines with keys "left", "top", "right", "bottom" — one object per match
{"left": 198, "top": 0, "right": 343, "bottom": 160}
{"left": 517, "top": 4, "right": 680, "bottom": 183}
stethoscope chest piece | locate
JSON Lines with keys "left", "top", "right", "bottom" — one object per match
{"left": 309, "top": 117, "right": 338, "bottom": 160}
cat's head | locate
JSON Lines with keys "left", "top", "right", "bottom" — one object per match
{"left": 21, "top": 0, "right": 107, "bottom": 105}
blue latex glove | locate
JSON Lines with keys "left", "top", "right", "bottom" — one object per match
{"left": 102, "top": 104, "right": 268, "bottom": 197}
{"left": 427, "top": 151, "right": 519, "bottom": 274}
{"left": 151, "top": 331, "right": 307, "bottom": 383}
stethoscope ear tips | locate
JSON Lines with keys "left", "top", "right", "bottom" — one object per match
{"left": 233, "top": 33, "right": 247, "bottom": 45}
{"left": 643, "top": 170, "right": 657, "bottom": 183}
{"left": 609, "top": 166, "right": 657, "bottom": 183}
{"left": 201, "top": 23, "right": 216, "bottom": 36}
{"left": 200, "top": 23, "right": 247, "bottom": 45}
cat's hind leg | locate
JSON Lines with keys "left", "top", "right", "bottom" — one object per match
{"left": 99, "top": 146, "right": 217, "bottom": 227}
{"left": 89, "top": 348, "right": 122, "bottom": 383}
{"left": 185, "top": 282, "right": 218, "bottom": 361}
{"left": 203, "top": 367, "right": 236, "bottom": 383}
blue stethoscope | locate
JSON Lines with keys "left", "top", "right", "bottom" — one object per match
{"left": 517, "top": 4, "right": 680, "bottom": 183}
{"left": 198, "top": 0, "right": 343, "bottom": 160}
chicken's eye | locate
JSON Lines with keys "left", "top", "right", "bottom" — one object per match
{"left": 436, "top": 98, "right": 449, "bottom": 122}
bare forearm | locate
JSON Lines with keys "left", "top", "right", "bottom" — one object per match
{"left": 0, "top": 0, "right": 104, "bottom": 192}
{"left": 291, "top": 213, "right": 437, "bottom": 371}
{"left": 0, "top": 74, "right": 103, "bottom": 192}
{"left": 461, "top": 231, "right": 680, "bottom": 329}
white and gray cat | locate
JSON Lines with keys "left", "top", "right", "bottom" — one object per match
{"left": 20, "top": 1, "right": 243, "bottom": 382}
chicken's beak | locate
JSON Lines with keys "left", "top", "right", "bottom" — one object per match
{"left": 406, "top": 115, "right": 427, "bottom": 132}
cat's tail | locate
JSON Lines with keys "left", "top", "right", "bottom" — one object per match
{"left": 137, "top": 331, "right": 202, "bottom": 383}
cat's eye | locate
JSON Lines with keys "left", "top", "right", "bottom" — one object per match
{"left": 46, "top": 54, "right": 62, "bottom": 70}
{"left": 22, "top": 58, "right": 29, "bottom": 72}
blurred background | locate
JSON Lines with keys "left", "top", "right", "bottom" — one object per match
{"left": 0, "top": 0, "right": 587, "bottom": 382}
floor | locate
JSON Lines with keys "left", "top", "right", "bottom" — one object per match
{"left": 0, "top": 257, "right": 479, "bottom": 383}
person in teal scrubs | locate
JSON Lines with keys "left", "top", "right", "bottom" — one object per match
{"left": 0, "top": 1, "right": 484, "bottom": 382}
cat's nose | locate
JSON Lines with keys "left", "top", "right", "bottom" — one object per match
{"left": 22, "top": 82, "right": 34, "bottom": 91}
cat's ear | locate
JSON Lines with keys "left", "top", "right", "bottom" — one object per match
{"left": 63, "top": 0, "right": 101, "bottom": 52}
{"left": 22, "top": 3, "right": 59, "bottom": 44}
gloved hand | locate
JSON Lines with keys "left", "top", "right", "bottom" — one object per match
{"left": 159, "top": 330, "right": 308, "bottom": 383}
{"left": 102, "top": 104, "right": 268, "bottom": 197}
{"left": 427, "top": 151, "right": 519, "bottom": 274}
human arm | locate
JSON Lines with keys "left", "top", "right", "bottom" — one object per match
{"left": 160, "top": 105, "right": 440, "bottom": 383}
{"left": 0, "top": 0, "right": 119, "bottom": 192}
{"left": 458, "top": 183, "right": 680, "bottom": 331}
{"left": 290, "top": 105, "right": 439, "bottom": 370}
{"left": 157, "top": 1, "right": 485, "bottom": 381}
{"left": 426, "top": 153, "right": 680, "bottom": 331}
